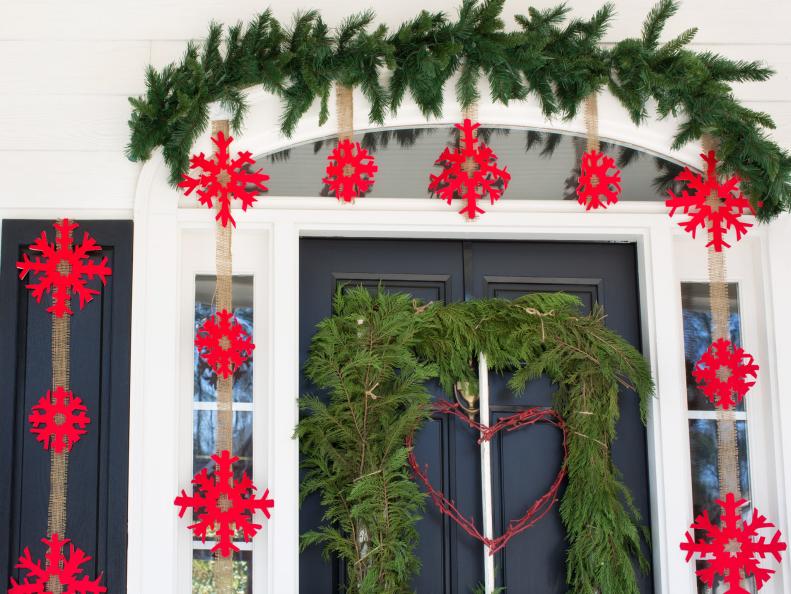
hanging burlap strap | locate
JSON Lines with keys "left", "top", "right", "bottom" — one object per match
{"left": 212, "top": 118, "right": 235, "bottom": 594}
{"left": 336, "top": 84, "right": 354, "bottom": 143}
{"left": 583, "top": 93, "right": 600, "bottom": 153}
{"left": 47, "top": 226, "right": 71, "bottom": 594}
{"left": 701, "top": 134, "right": 741, "bottom": 501}
{"left": 460, "top": 103, "right": 480, "bottom": 220}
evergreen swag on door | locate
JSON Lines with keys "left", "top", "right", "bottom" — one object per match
{"left": 296, "top": 288, "right": 653, "bottom": 594}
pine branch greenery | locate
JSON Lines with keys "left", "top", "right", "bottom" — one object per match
{"left": 297, "top": 287, "right": 654, "bottom": 593}
{"left": 127, "top": 0, "right": 791, "bottom": 219}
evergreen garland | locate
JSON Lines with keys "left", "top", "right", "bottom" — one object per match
{"left": 126, "top": 0, "right": 791, "bottom": 221}
{"left": 297, "top": 287, "right": 654, "bottom": 593}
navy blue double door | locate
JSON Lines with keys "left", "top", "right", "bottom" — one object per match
{"left": 300, "top": 239, "right": 652, "bottom": 593}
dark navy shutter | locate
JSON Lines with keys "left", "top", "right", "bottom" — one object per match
{"left": 0, "top": 219, "right": 133, "bottom": 593}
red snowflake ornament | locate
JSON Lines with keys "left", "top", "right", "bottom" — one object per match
{"left": 178, "top": 131, "right": 269, "bottom": 228}
{"left": 9, "top": 533, "right": 106, "bottom": 594}
{"left": 429, "top": 119, "right": 511, "bottom": 219}
{"left": 576, "top": 150, "right": 621, "bottom": 210}
{"left": 29, "top": 387, "right": 90, "bottom": 453}
{"left": 174, "top": 450, "right": 274, "bottom": 557}
{"left": 681, "top": 493, "right": 786, "bottom": 593}
{"left": 323, "top": 139, "right": 378, "bottom": 202}
{"left": 195, "top": 309, "right": 255, "bottom": 379}
{"left": 17, "top": 219, "right": 112, "bottom": 318}
{"left": 666, "top": 151, "right": 757, "bottom": 251}
{"left": 693, "top": 338, "right": 759, "bottom": 410}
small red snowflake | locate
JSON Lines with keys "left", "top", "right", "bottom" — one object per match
{"left": 195, "top": 309, "right": 254, "bottom": 379}
{"left": 693, "top": 338, "right": 759, "bottom": 410}
{"left": 429, "top": 119, "right": 511, "bottom": 219}
{"left": 9, "top": 533, "right": 106, "bottom": 594}
{"left": 17, "top": 219, "right": 112, "bottom": 318}
{"left": 174, "top": 450, "right": 274, "bottom": 557}
{"left": 681, "top": 493, "right": 786, "bottom": 593}
{"left": 323, "top": 139, "right": 378, "bottom": 202}
{"left": 666, "top": 151, "right": 757, "bottom": 251}
{"left": 178, "top": 131, "right": 269, "bottom": 228}
{"left": 576, "top": 150, "right": 621, "bottom": 210}
{"left": 29, "top": 387, "right": 90, "bottom": 453}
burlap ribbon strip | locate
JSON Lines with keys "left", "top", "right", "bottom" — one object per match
{"left": 583, "top": 94, "right": 600, "bottom": 153}
{"left": 461, "top": 103, "right": 480, "bottom": 220}
{"left": 701, "top": 134, "right": 741, "bottom": 501}
{"left": 47, "top": 227, "right": 71, "bottom": 594}
{"left": 336, "top": 84, "right": 354, "bottom": 143}
{"left": 212, "top": 119, "right": 235, "bottom": 594}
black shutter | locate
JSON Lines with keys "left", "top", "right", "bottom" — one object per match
{"left": 0, "top": 219, "right": 133, "bottom": 593}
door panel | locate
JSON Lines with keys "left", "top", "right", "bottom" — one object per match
{"left": 299, "top": 239, "right": 475, "bottom": 594}
{"left": 0, "top": 220, "right": 133, "bottom": 593}
{"left": 299, "top": 239, "right": 651, "bottom": 594}
{"left": 471, "top": 241, "right": 652, "bottom": 592}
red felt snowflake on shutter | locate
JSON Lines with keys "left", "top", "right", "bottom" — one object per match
{"left": 576, "top": 150, "right": 621, "bottom": 210}
{"left": 174, "top": 450, "right": 274, "bottom": 557}
{"left": 178, "top": 131, "right": 269, "bottom": 228}
{"left": 195, "top": 309, "right": 255, "bottom": 379}
{"left": 323, "top": 139, "right": 378, "bottom": 202}
{"left": 29, "top": 387, "right": 91, "bottom": 453}
{"left": 666, "top": 151, "right": 757, "bottom": 251}
{"left": 429, "top": 119, "right": 511, "bottom": 219}
{"left": 9, "top": 533, "right": 106, "bottom": 594}
{"left": 16, "top": 219, "right": 112, "bottom": 317}
{"left": 681, "top": 493, "right": 786, "bottom": 593}
{"left": 693, "top": 338, "right": 759, "bottom": 410}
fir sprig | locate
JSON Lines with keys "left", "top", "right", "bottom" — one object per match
{"left": 298, "top": 288, "right": 654, "bottom": 593}
{"left": 127, "top": 0, "right": 791, "bottom": 218}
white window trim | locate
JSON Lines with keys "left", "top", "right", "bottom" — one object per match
{"left": 119, "top": 89, "right": 791, "bottom": 594}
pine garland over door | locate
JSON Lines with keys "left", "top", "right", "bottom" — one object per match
{"left": 126, "top": 0, "right": 791, "bottom": 220}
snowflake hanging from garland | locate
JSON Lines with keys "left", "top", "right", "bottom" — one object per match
{"left": 429, "top": 119, "right": 511, "bottom": 219}
{"left": 681, "top": 493, "right": 786, "bottom": 593}
{"left": 174, "top": 450, "right": 274, "bottom": 557}
{"left": 178, "top": 131, "right": 269, "bottom": 228}
{"left": 9, "top": 533, "right": 106, "bottom": 594}
{"left": 323, "top": 139, "right": 378, "bottom": 202}
{"left": 666, "top": 151, "right": 757, "bottom": 252}
{"left": 576, "top": 150, "right": 621, "bottom": 210}
{"left": 16, "top": 219, "right": 112, "bottom": 318}
{"left": 693, "top": 338, "right": 759, "bottom": 410}
{"left": 29, "top": 387, "right": 91, "bottom": 453}
{"left": 195, "top": 309, "right": 255, "bottom": 379}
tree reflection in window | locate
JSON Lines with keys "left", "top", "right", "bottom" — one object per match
{"left": 192, "top": 275, "right": 254, "bottom": 594}
{"left": 681, "top": 282, "right": 754, "bottom": 594}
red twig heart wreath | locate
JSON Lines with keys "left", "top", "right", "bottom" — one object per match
{"left": 407, "top": 399, "right": 568, "bottom": 555}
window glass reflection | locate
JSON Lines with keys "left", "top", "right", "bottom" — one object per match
{"left": 681, "top": 283, "right": 742, "bottom": 411}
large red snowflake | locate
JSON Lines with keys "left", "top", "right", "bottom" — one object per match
{"left": 16, "top": 219, "right": 112, "bottom": 318}
{"left": 9, "top": 533, "right": 106, "bottom": 593}
{"left": 576, "top": 150, "right": 621, "bottom": 210}
{"left": 29, "top": 387, "right": 90, "bottom": 453}
{"left": 666, "top": 151, "right": 757, "bottom": 251}
{"left": 681, "top": 493, "right": 786, "bottom": 593}
{"left": 693, "top": 338, "right": 759, "bottom": 410}
{"left": 174, "top": 450, "right": 274, "bottom": 557}
{"left": 178, "top": 131, "right": 269, "bottom": 228}
{"left": 195, "top": 309, "right": 255, "bottom": 379}
{"left": 323, "top": 139, "right": 378, "bottom": 202}
{"left": 429, "top": 119, "right": 511, "bottom": 219}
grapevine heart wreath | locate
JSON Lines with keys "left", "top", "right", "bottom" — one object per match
{"left": 407, "top": 399, "right": 567, "bottom": 554}
{"left": 297, "top": 288, "right": 654, "bottom": 593}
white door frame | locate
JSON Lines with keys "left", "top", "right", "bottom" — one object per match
{"left": 125, "top": 89, "right": 791, "bottom": 594}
